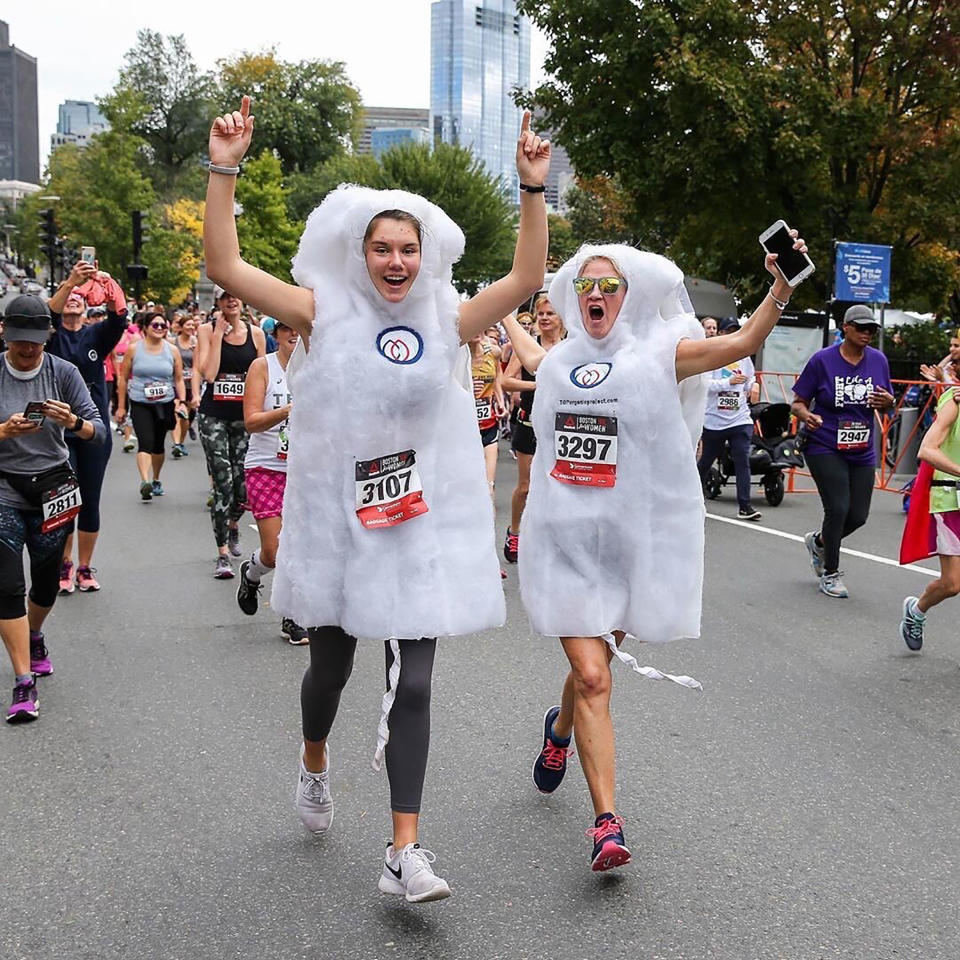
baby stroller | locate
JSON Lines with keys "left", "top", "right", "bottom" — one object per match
{"left": 702, "top": 402, "right": 804, "bottom": 507}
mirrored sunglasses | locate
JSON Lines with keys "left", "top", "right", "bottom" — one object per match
{"left": 572, "top": 276, "right": 627, "bottom": 296}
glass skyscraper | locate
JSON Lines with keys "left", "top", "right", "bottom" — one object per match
{"left": 431, "top": 0, "right": 531, "bottom": 199}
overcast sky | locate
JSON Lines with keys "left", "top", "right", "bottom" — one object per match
{"left": 5, "top": 1, "right": 550, "bottom": 171}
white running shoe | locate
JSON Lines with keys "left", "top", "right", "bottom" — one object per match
{"left": 294, "top": 745, "right": 334, "bottom": 834}
{"left": 804, "top": 531, "right": 825, "bottom": 578}
{"left": 378, "top": 842, "right": 451, "bottom": 903}
{"left": 819, "top": 571, "right": 849, "bottom": 598}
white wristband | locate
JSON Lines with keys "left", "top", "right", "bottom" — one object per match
{"left": 208, "top": 162, "right": 240, "bottom": 176}
{"left": 768, "top": 287, "right": 790, "bottom": 311}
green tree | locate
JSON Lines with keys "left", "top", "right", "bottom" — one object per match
{"left": 102, "top": 30, "right": 216, "bottom": 195}
{"left": 22, "top": 131, "right": 156, "bottom": 281}
{"left": 291, "top": 142, "right": 517, "bottom": 294}
{"left": 519, "top": 0, "right": 960, "bottom": 311}
{"left": 217, "top": 51, "right": 362, "bottom": 175}
{"left": 546, "top": 213, "right": 578, "bottom": 270}
{"left": 235, "top": 150, "right": 303, "bottom": 282}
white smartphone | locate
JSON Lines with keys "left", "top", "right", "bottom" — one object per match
{"left": 81, "top": 245, "right": 96, "bottom": 265}
{"left": 758, "top": 220, "right": 815, "bottom": 286}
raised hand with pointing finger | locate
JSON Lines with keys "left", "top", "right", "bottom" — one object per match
{"left": 516, "top": 110, "right": 551, "bottom": 188}
{"left": 209, "top": 95, "right": 255, "bottom": 169}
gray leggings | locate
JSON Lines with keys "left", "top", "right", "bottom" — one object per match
{"left": 301, "top": 626, "right": 436, "bottom": 814}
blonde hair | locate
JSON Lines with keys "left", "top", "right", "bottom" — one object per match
{"left": 578, "top": 253, "right": 624, "bottom": 278}
{"left": 534, "top": 294, "right": 566, "bottom": 338}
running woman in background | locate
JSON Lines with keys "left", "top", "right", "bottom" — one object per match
{"left": 171, "top": 315, "right": 199, "bottom": 458}
{"left": 792, "top": 305, "right": 895, "bottom": 599}
{"left": 235, "top": 319, "right": 308, "bottom": 645}
{"left": 115, "top": 313, "right": 187, "bottom": 501}
{"left": 0, "top": 296, "right": 105, "bottom": 722}
{"left": 47, "top": 262, "right": 128, "bottom": 594}
{"left": 196, "top": 287, "right": 266, "bottom": 579}
{"left": 501, "top": 294, "right": 564, "bottom": 563}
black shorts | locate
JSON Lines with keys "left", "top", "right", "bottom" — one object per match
{"left": 480, "top": 424, "right": 499, "bottom": 447}
{"left": 511, "top": 420, "right": 537, "bottom": 456}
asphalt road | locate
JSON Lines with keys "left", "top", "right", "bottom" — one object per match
{"left": 1, "top": 434, "right": 958, "bottom": 960}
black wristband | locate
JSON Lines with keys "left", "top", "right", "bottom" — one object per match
{"left": 519, "top": 182, "right": 546, "bottom": 193}
{"left": 70, "top": 415, "right": 84, "bottom": 433}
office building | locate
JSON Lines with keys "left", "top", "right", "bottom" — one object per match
{"left": 357, "top": 106, "right": 430, "bottom": 155}
{"left": 430, "top": 0, "right": 531, "bottom": 198}
{"left": 0, "top": 21, "right": 39, "bottom": 184}
{"left": 371, "top": 126, "right": 431, "bottom": 160}
{"left": 51, "top": 99, "right": 108, "bottom": 150}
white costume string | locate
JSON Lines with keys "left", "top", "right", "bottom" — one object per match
{"left": 373, "top": 638, "right": 402, "bottom": 771}
{"left": 601, "top": 634, "right": 703, "bottom": 692}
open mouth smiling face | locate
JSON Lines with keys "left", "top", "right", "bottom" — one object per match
{"left": 364, "top": 218, "right": 422, "bottom": 303}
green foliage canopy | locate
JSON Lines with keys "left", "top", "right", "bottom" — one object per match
{"left": 291, "top": 142, "right": 517, "bottom": 294}
{"left": 519, "top": 0, "right": 960, "bottom": 312}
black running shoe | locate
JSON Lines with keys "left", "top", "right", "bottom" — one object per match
{"left": 532, "top": 705, "right": 571, "bottom": 794}
{"left": 503, "top": 527, "right": 519, "bottom": 564}
{"left": 281, "top": 619, "right": 309, "bottom": 645}
{"left": 236, "top": 561, "right": 261, "bottom": 615}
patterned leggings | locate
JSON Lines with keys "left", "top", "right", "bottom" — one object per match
{"left": 198, "top": 415, "right": 249, "bottom": 548}
{"left": 0, "top": 505, "right": 68, "bottom": 619}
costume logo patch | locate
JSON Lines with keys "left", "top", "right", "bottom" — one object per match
{"left": 569, "top": 362, "right": 612, "bottom": 389}
{"left": 377, "top": 326, "right": 424, "bottom": 365}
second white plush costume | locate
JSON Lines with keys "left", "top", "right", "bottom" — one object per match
{"left": 519, "top": 245, "right": 708, "bottom": 645}
{"left": 272, "top": 186, "right": 505, "bottom": 640}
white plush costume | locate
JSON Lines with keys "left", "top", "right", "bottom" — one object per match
{"left": 519, "top": 245, "right": 708, "bottom": 645}
{"left": 272, "top": 186, "right": 505, "bottom": 639}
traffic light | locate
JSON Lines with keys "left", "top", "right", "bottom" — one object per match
{"left": 132, "top": 209, "right": 150, "bottom": 260}
{"left": 37, "top": 208, "right": 57, "bottom": 254}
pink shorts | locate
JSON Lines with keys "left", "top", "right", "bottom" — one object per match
{"left": 934, "top": 510, "right": 960, "bottom": 556}
{"left": 245, "top": 467, "right": 287, "bottom": 520}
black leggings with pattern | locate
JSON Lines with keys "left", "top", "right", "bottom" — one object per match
{"left": 0, "top": 504, "right": 68, "bottom": 619}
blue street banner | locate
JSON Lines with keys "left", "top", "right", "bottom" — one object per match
{"left": 835, "top": 242, "right": 892, "bottom": 303}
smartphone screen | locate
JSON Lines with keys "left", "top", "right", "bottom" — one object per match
{"left": 23, "top": 401, "right": 46, "bottom": 424}
{"left": 762, "top": 225, "right": 812, "bottom": 283}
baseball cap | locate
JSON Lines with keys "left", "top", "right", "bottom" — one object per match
{"left": 3, "top": 294, "right": 53, "bottom": 343}
{"left": 718, "top": 317, "right": 740, "bottom": 332}
{"left": 843, "top": 305, "right": 878, "bottom": 327}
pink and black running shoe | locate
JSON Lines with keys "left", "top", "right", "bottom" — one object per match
{"left": 587, "top": 814, "right": 632, "bottom": 872}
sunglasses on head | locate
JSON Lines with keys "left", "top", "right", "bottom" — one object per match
{"left": 572, "top": 276, "right": 627, "bottom": 296}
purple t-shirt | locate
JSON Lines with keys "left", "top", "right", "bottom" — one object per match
{"left": 792, "top": 344, "right": 892, "bottom": 465}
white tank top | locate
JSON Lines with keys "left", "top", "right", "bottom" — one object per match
{"left": 243, "top": 352, "right": 291, "bottom": 472}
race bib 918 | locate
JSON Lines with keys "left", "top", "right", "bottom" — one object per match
{"left": 144, "top": 380, "right": 171, "bottom": 402}
{"left": 355, "top": 449, "right": 429, "bottom": 529}
{"left": 551, "top": 414, "right": 618, "bottom": 488}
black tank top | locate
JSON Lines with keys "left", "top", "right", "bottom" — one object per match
{"left": 199, "top": 323, "right": 257, "bottom": 422}
{"left": 516, "top": 336, "right": 540, "bottom": 424}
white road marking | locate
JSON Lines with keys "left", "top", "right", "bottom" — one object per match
{"left": 705, "top": 512, "right": 938, "bottom": 578}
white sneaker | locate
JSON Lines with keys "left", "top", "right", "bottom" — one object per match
{"left": 819, "top": 571, "right": 849, "bottom": 598}
{"left": 294, "top": 744, "right": 333, "bottom": 834}
{"left": 378, "top": 842, "right": 451, "bottom": 903}
{"left": 804, "top": 531, "right": 825, "bottom": 578}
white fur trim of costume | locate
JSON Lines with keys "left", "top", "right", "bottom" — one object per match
{"left": 519, "top": 244, "right": 708, "bottom": 642}
{"left": 272, "top": 185, "right": 505, "bottom": 638}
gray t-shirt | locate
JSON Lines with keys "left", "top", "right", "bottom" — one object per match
{"left": 0, "top": 352, "right": 106, "bottom": 509}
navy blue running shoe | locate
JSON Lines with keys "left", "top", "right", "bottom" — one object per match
{"left": 532, "top": 705, "right": 571, "bottom": 794}
{"left": 587, "top": 813, "right": 631, "bottom": 872}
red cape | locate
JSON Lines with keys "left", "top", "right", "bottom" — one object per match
{"left": 899, "top": 460, "right": 937, "bottom": 564}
